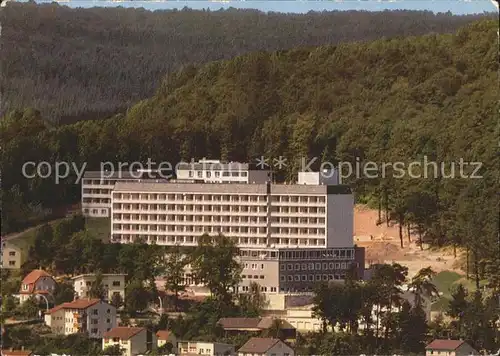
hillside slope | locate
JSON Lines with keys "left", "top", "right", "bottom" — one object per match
{"left": 2, "top": 20, "right": 498, "bottom": 287}
{"left": 0, "top": 2, "right": 494, "bottom": 122}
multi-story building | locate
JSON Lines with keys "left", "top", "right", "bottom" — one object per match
{"left": 18, "top": 270, "right": 57, "bottom": 304}
{"left": 1, "top": 239, "right": 26, "bottom": 269}
{"left": 81, "top": 171, "right": 169, "bottom": 218}
{"left": 102, "top": 326, "right": 155, "bottom": 356}
{"left": 176, "top": 159, "right": 270, "bottom": 184}
{"left": 177, "top": 341, "right": 235, "bottom": 356}
{"left": 71, "top": 273, "right": 126, "bottom": 302}
{"left": 44, "top": 298, "right": 116, "bottom": 338}
{"left": 233, "top": 245, "right": 364, "bottom": 294}
{"left": 110, "top": 181, "right": 353, "bottom": 249}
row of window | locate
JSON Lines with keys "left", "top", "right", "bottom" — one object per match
{"left": 281, "top": 261, "right": 351, "bottom": 271}
{"left": 82, "top": 188, "right": 113, "bottom": 195}
{"left": 111, "top": 193, "right": 326, "bottom": 204}
{"left": 113, "top": 215, "right": 267, "bottom": 224}
{"left": 241, "top": 275, "right": 265, "bottom": 280}
{"left": 114, "top": 193, "right": 267, "bottom": 202}
{"left": 188, "top": 170, "right": 248, "bottom": 178}
{"left": 280, "top": 274, "right": 346, "bottom": 282}
{"left": 239, "top": 285, "right": 278, "bottom": 293}
{"left": 111, "top": 234, "right": 326, "bottom": 246}
{"left": 113, "top": 224, "right": 327, "bottom": 237}
{"left": 113, "top": 225, "right": 267, "bottom": 235}
{"left": 113, "top": 204, "right": 325, "bottom": 215}
{"left": 112, "top": 214, "right": 326, "bottom": 228}
{"left": 82, "top": 198, "right": 110, "bottom": 204}
{"left": 279, "top": 249, "right": 354, "bottom": 260}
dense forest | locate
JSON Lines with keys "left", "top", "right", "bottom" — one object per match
{"left": 0, "top": 2, "right": 495, "bottom": 122}
{"left": 2, "top": 19, "right": 498, "bottom": 291}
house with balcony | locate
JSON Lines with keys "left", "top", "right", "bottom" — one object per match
{"left": 425, "top": 339, "right": 478, "bottom": 356}
{"left": 71, "top": 273, "right": 126, "bottom": 303}
{"left": 237, "top": 338, "right": 294, "bottom": 356}
{"left": 44, "top": 298, "right": 116, "bottom": 338}
{"left": 18, "top": 269, "right": 56, "bottom": 303}
{"left": 103, "top": 326, "right": 155, "bottom": 356}
{"left": 177, "top": 340, "right": 235, "bottom": 356}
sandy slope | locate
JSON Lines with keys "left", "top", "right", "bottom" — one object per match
{"left": 354, "top": 205, "right": 464, "bottom": 278}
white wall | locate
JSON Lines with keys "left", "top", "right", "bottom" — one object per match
{"left": 326, "top": 194, "right": 354, "bottom": 248}
{"left": 297, "top": 171, "right": 338, "bottom": 185}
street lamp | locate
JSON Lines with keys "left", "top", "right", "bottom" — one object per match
{"left": 157, "top": 296, "right": 163, "bottom": 314}
{"left": 35, "top": 293, "right": 49, "bottom": 312}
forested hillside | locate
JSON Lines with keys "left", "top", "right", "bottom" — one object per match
{"left": 0, "top": 2, "right": 494, "bottom": 123}
{"left": 2, "top": 20, "right": 498, "bottom": 288}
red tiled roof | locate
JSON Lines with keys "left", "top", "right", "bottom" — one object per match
{"left": 426, "top": 339, "right": 466, "bottom": 350}
{"left": 22, "top": 270, "right": 52, "bottom": 284}
{"left": 47, "top": 299, "right": 101, "bottom": 314}
{"left": 19, "top": 270, "right": 54, "bottom": 294}
{"left": 156, "top": 330, "right": 172, "bottom": 340}
{"left": 1, "top": 350, "right": 33, "bottom": 356}
{"left": 238, "top": 338, "right": 281, "bottom": 353}
{"left": 103, "top": 327, "right": 145, "bottom": 340}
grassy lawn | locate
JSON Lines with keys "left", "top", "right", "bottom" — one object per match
{"left": 430, "top": 270, "right": 487, "bottom": 312}
{"left": 6, "top": 218, "right": 67, "bottom": 253}
{"left": 85, "top": 217, "right": 111, "bottom": 242}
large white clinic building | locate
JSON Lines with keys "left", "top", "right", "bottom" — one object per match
{"left": 110, "top": 181, "right": 353, "bottom": 250}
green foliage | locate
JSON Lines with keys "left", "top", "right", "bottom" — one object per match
{"left": 237, "top": 282, "right": 269, "bottom": 317}
{"left": 102, "top": 344, "right": 124, "bottom": 356}
{"left": 88, "top": 271, "right": 106, "bottom": 300}
{"left": 17, "top": 296, "right": 41, "bottom": 319}
{"left": 162, "top": 244, "right": 188, "bottom": 310}
{"left": 53, "top": 280, "right": 76, "bottom": 305}
{"left": 0, "top": 3, "right": 492, "bottom": 123}
{"left": 191, "top": 233, "right": 242, "bottom": 303}
{"left": 110, "top": 293, "right": 124, "bottom": 310}
{"left": 125, "top": 279, "right": 152, "bottom": 316}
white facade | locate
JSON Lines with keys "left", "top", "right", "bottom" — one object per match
{"left": 110, "top": 182, "right": 353, "bottom": 250}
{"left": 81, "top": 172, "right": 145, "bottom": 217}
{"left": 298, "top": 170, "right": 339, "bottom": 185}
{"left": 44, "top": 299, "right": 116, "bottom": 338}
{"left": 177, "top": 341, "right": 235, "bottom": 356}
{"left": 71, "top": 274, "right": 126, "bottom": 302}
{"left": 176, "top": 159, "right": 270, "bottom": 184}
{"left": 103, "top": 327, "right": 151, "bottom": 356}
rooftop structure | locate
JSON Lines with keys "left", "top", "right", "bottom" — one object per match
{"left": 176, "top": 158, "right": 271, "bottom": 184}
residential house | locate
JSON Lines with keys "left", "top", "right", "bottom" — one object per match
{"left": 103, "top": 327, "right": 156, "bottom": 356}
{"left": 218, "top": 317, "right": 296, "bottom": 341}
{"left": 237, "top": 337, "right": 294, "bottom": 356}
{"left": 425, "top": 339, "right": 478, "bottom": 356}
{"left": 177, "top": 340, "right": 235, "bottom": 356}
{"left": 71, "top": 273, "right": 126, "bottom": 302}
{"left": 1, "top": 349, "right": 33, "bottom": 356}
{"left": 18, "top": 269, "right": 56, "bottom": 304}
{"left": 1, "top": 239, "right": 26, "bottom": 269}
{"left": 156, "top": 330, "right": 177, "bottom": 351}
{"left": 44, "top": 298, "right": 116, "bottom": 338}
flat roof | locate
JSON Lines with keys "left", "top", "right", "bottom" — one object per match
{"left": 112, "top": 181, "right": 351, "bottom": 195}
